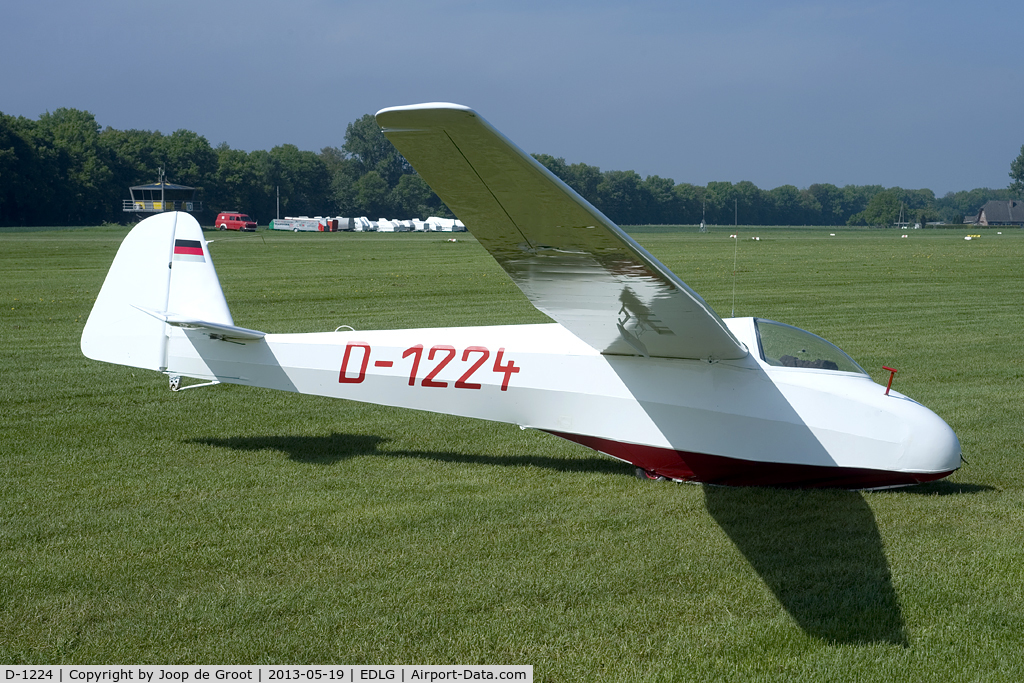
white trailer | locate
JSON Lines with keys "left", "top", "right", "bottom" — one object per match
{"left": 352, "top": 217, "right": 375, "bottom": 232}
{"left": 270, "top": 217, "right": 322, "bottom": 232}
{"left": 426, "top": 216, "right": 467, "bottom": 232}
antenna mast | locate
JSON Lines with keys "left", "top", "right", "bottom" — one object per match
{"left": 731, "top": 234, "right": 738, "bottom": 317}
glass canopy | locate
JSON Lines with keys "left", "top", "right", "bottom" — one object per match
{"left": 754, "top": 319, "right": 868, "bottom": 375}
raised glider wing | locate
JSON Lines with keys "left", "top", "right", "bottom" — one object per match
{"left": 81, "top": 103, "right": 961, "bottom": 488}
{"left": 376, "top": 104, "right": 745, "bottom": 362}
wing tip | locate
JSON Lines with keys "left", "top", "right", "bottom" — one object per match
{"left": 376, "top": 103, "right": 479, "bottom": 131}
{"left": 376, "top": 102, "right": 472, "bottom": 115}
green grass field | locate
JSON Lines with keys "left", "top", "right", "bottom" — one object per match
{"left": 2, "top": 225, "right": 1023, "bottom": 680}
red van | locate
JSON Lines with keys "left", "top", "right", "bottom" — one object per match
{"left": 215, "top": 212, "right": 257, "bottom": 231}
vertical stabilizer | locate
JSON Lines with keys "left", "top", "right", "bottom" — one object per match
{"left": 81, "top": 212, "right": 232, "bottom": 371}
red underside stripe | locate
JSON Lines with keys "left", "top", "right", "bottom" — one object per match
{"left": 544, "top": 430, "right": 955, "bottom": 489}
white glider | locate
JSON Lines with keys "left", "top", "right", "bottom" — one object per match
{"left": 81, "top": 103, "right": 961, "bottom": 488}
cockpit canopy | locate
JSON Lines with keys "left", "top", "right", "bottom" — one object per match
{"left": 754, "top": 319, "right": 868, "bottom": 375}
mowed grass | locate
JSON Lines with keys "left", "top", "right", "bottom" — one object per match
{"left": 2, "top": 225, "right": 1023, "bottom": 679}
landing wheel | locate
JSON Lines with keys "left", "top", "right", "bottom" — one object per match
{"left": 635, "top": 467, "right": 667, "bottom": 482}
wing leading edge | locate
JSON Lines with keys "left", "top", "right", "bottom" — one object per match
{"left": 376, "top": 103, "right": 747, "bottom": 361}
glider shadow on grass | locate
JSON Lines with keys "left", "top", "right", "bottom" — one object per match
{"left": 705, "top": 486, "right": 910, "bottom": 646}
{"left": 703, "top": 474, "right": 991, "bottom": 645}
{"left": 195, "top": 431, "right": 990, "bottom": 646}
{"left": 192, "top": 431, "right": 632, "bottom": 475}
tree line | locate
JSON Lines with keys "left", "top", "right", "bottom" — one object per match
{"left": 0, "top": 109, "right": 449, "bottom": 227}
{"left": 533, "top": 155, "right": 1020, "bottom": 227}
{"left": 1, "top": 107, "right": 1019, "bottom": 227}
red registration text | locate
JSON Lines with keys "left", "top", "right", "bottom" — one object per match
{"left": 340, "top": 343, "right": 520, "bottom": 390}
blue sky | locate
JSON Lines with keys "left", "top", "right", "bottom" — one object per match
{"left": 3, "top": 0, "right": 1021, "bottom": 195}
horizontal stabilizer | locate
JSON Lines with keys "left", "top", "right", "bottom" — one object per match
{"left": 132, "top": 306, "right": 266, "bottom": 341}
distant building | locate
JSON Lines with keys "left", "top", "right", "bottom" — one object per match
{"left": 123, "top": 177, "right": 201, "bottom": 217}
{"left": 975, "top": 200, "right": 1024, "bottom": 227}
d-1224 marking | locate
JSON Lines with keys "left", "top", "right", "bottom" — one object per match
{"left": 339, "top": 343, "right": 520, "bottom": 390}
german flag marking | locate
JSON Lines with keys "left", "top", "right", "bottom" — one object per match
{"left": 173, "top": 239, "right": 205, "bottom": 262}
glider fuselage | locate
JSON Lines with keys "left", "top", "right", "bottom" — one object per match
{"left": 164, "top": 319, "right": 959, "bottom": 488}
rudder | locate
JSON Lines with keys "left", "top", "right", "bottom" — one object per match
{"left": 81, "top": 212, "right": 233, "bottom": 371}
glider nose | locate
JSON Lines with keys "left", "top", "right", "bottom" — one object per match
{"left": 900, "top": 399, "right": 961, "bottom": 477}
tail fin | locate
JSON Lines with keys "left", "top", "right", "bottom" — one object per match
{"left": 81, "top": 212, "right": 234, "bottom": 371}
